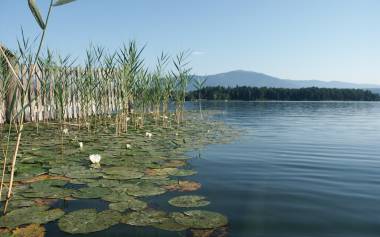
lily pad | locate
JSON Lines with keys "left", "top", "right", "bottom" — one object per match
{"left": 163, "top": 180, "right": 202, "bottom": 192}
{"left": 121, "top": 209, "right": 167, "bottom": 226}
{"left": 11, "top": 224, "right": 46, "bottom": 237}
{"left": 15, "top": 164, "right": 47, "bottom": 180}
{"left": 172, "top": 210, "right": 228, "bottom": 229}
{"left": 0, "top": 206, "right": 64, "bottom": 228}
{"left": 103, "top": 167, "right": 144, "bottom": 180}
{"left": 65, "top": 169, "right": 102, "bottom": 179}
{"left": 49, "top": 166, "right": 82, "bottom": 176}
{"left": 168, "top": 195, "right": 210, "bottom": 208}
{"left": 109, "top": 198, "right": 147, "bottom": 212}
{"left": 168, "top": 169, "right": 197, "bottom": 177}
{"left": 115, "top": 183, "right": 166, "bottom": 197}
{"left": 21, "top": 186, "right": 73, "bottom": 199}
{"left": 72, "top": 187, "right": 110, "bottom": 199}
{"left": 102, "top": 191, "right": 135, "bottom": 203}
{"left": 152, "top": 218, "right": 188, "bottom": 232}
{"left": 58, "top": 209, "right": 121, "bottom": 234}
{"left": 30, "top": 179, "right": 68, "bottom": 189}
{"left": 87, "top": 179, "right": 120, "bottom": 188}
{"left": 145, "top": 168, "right": 177, "bottom": 176}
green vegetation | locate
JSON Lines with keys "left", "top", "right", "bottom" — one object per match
{"left": 187, "top": 86, "right": 380, "bottom": 101}
{"left": 0, "top": 113, "right": 237, "bottom": 234}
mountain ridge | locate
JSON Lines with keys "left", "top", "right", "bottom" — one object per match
{"left": 194, "top": 70, "right": 380, "bottom": 91}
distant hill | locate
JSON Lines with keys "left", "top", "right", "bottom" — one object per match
{"left": 193, "top": 70, "right": 380, "bottom": 90}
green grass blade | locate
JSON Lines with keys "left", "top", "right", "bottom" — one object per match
{"left": 53, "top": 0, "right": 77, "bottom": 7}
{"left": 28, "top": 0, "right": 46, "bottom": 29}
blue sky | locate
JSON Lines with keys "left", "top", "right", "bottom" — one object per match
{"left": 1, "top": 0, "right": 380, "bottom": 84}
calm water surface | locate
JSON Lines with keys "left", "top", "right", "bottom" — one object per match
{"left": 189, "top": 101, "right": 380, "bottom": 237}
{"left": 46, "top": 101, "right": 380, "bottom": 237}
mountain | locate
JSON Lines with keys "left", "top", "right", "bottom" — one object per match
{"left": 193, "top": 70, "right": 380, "bottom": 90}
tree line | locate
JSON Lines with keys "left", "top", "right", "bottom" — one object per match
{"left": 187, "top": 86, "right": 380, "bottom": 101}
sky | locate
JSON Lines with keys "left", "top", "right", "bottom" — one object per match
{"left": 1, "top": 0, "right": 380, "bottom": 84}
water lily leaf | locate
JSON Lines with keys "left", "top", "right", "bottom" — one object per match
{"left": 141, "top": 175, "right": 170, "bottom": 181}
{"left": 103, "top": 167, "right": 144, "bottom": 180}
{"left": 109, "top": 198, "right": 147, "bottom": 212}
{"left": 11, "top": 224, "right": 45, "bottom": 237}
{"left": 164, "top": 180, "right": 202, "bottom": 192}
{"left": 168, "top": 169, "right": 197, "bottom": 177}
{"left": 0, "top": 206, "right": 64, "bottom": 228}
{"left": 20, "top": 156, "right": 53, "bottom": 164}
{"left": 121, "top": 210, "right": 167, "bottom": 226}
{"left": 49, "top": 166, "right": 84, "bottom": 176}
{"left": 168, "top": 195, "right": 210, "bottom": 208}
{"left": 72, "top": 187, "right": 110, "bottom": 199}
{"left": 65, "top": 169, "right": 102, "bottom": 179}
{"left": 145, "top": 168, "right": 177, "bottom": 176}
{"left": 58, "top": 209, "right": 121, "bottom": 234}
{"left": 152, "top": 218, "right": 188, "bottom": 232}
{"left": 162, "top": 160, "right": 186, "bottom": 168}
{"left": 21, "top": 186, "right": 74, "bottom": 199}
{"left": 87, "top": 178, "right": 120, "bottom": 188}
{"left": 102, "top": 191, "right": 135, "bottom": 203}
{"left": 172, "top": 210, "right": 228, "bottom": 229}
{"left": 15, "top": 165, "right": 47, "bottom": 181}
{"left": 21, "top": 174, "right": 69, "bottom": 184}
{"left": 30, "top": 179, "right": 68, "bottom": 189}
{"left": 115, "top": 183, "right": 166, "bottom": 197}
{"left": 69, "top": 178, "right": 94, "bottom": 185}
{"left": 34, "top": 198, "right": 59, "bottom": 207}
{"left": 0, "top": 199, "right": 35, "bottom": 213}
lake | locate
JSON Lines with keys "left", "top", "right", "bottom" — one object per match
{"left": 27, "top": 101, "right": 380, "bottom": 236}
{"left": 188, "top": 101, "right": 380, "bottom": 237}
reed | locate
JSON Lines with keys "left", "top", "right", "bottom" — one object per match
{"left": 193, "top": 76, "right": 208, "bottom": 119}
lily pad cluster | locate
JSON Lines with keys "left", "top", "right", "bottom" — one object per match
{"left": 0, "top": 112, "right": 236, "bottom": 234}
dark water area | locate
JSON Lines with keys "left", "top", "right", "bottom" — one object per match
{"left": 44, "top": 101, "right": 380, "bottom": 237}
{"left": 187, "top": 101, "right": 380, "bottom": 237}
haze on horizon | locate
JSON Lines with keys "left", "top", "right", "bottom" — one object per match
{"left": 1, "top": 0, "right": 379, "bottom": 85}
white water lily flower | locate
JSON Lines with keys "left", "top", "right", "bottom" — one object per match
{"left": 163, "top": 116, "right": 168, "bottom": 119}
{"left": 62, "top": 128, "right": 69, "bottom": 134}
{"left": 89, "top": 154, "right": 101, "bottom": 164}
{"left": 145, "top": 132, "right": 153, "bottom": 138}
{"left": 79, "top": 142, "right": 83, "bottom": 149}
{"left": 126, "top": 117, "right": 131, "bottom": 122}
{"left": 138, "top": 117, "right": 142, "bottom": 120}
{"left": 126, "top": 144, "right": 132, "bottom": 149}
{"left": 175, "top": 133, "right": 179, "bottom": 136}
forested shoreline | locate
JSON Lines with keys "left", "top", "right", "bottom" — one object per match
{"left": 187, "top": 86, "right": 380, "bottom": 101}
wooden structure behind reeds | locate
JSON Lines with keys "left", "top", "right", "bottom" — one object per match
{"left": 0, "top": 63, "right": 121, "bottom": 125}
